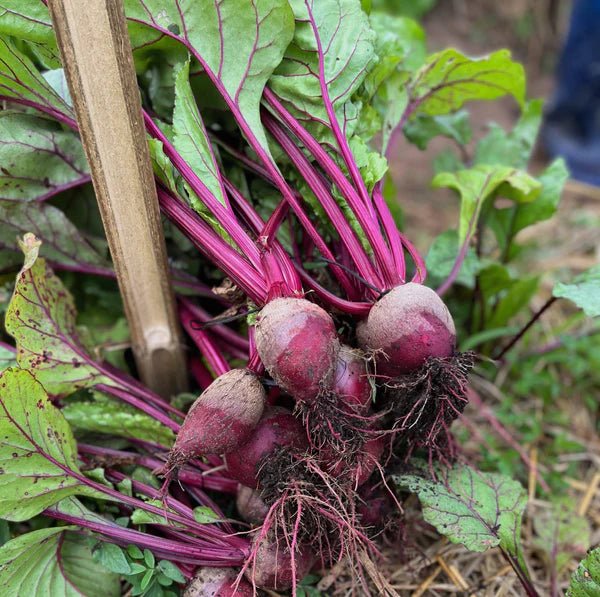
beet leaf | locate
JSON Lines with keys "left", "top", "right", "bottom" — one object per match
{"left": 62, "top": 392, "right": 176, "bottom": 446}
{"left": 407, "top": 48, "right": 525, "bottom": 118}
{"left": 0, "top": 202, "right": 111, "bottom": 277}
{"left": 394, "top": 462, "right": 528, "bottom": 574}
{"left": 553, "top": 266, "right": 600, "bottom": 318}
{"left": 0, "top": 38, "right": 74, "bottom": 127}
{"left": 0, "top": 112, "right": 89, "bottom": 202}
{"left": 433, "top": 165, "right": 541, "bottom": 247}
{"left": 172, "top": 59, "right": 227, "bottom": 208}
{"left": 0, "top": 368, "right": 108, "bottom": 521}
{"left": 5, "top": 235, "right": 115, "bottom": 395}
{"left": 269, "top": 0, "right": 376, "bottom": 142}
{"left": 0, "top": 526, "right": 120, "bottom": 597}
{"left": 568, "top": 547, "right": 600, "bottom": 597}
{"left": 125, "top": 0, "right": 295, "bottom": 161}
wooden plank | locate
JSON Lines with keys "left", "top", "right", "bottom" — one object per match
{"left": 47, "top": 0, "right": 187, "bottom": 397}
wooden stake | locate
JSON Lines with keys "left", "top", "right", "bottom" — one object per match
{"left": 48, "top": 0, "right": 187, "bottom": 397}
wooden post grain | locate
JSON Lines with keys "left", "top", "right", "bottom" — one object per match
{"left": 48, "top": 0, "right": 187, "bottom": 397}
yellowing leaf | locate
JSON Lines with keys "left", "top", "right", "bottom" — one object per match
{"left": 409, "top": 48, "right": 525, "bottom": 117}
{"left": 0, "top": 369, "right": 106, "bottom": 521}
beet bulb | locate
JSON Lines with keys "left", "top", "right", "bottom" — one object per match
{"left": 164, "top": 369, "right": 265, "bottom": 475}
{"left": 358, "top": 283, "right": 456, "bottom": 377}
{"left": 225, "top": 407, "right": 307, "bottom": 489}
{"left": 255, "top": 297, "right": 340, "bottom": 402}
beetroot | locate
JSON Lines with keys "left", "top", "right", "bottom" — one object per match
{"left": 245, "top": 532, "right": 314, "bottom": 591}
{"left": 225, "top": 407, "right": 307, "bottom": 488}
{"left": 324, "top": 436, "right": 384, "bottom": 487}
{"left": 353, "top": 436, "right": 384, "bottom": 486}
{"left": 183, "top": 567, "right": 253, "bottom": 596}
{"left": 255, "top": 297, "right": 340, "bottom": 402}
{"left": 177, "top": 368, "right": 265, "bottom": 455}
{"left": 164, "top": 369, "right": 265, "bottom": 477}
{"left": 358, "top": 493, "right": 391, "bottom": 530}
{"left": 295, "top": 345, "right": 374, "bottom": 459}
{"left": 236, "top": 485, "right": 269, "bottom": 525}
{"left": 359, "top": 283, "right": 456, "bottom": 377}
{"left": 332, "top": 345, "right": 372, "bottom": 411}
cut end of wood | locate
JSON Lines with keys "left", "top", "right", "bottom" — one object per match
{"left": 135, "top": 339, "right": 189, "bottom": 399}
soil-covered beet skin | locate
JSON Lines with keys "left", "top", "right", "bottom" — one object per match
{"left": 255, "top": 297, "right": 340, "bottom": 402}
{"left": 359, "top": 283, "right": 456, "bottom": 377}
{"left": 245, "top": 533, "right": 314, "bottom": 591}
{"left": 236, "top": 485, "right": 269, "bottom": 525}
{"left": 183, "top": 567, "right": 253, "bottom": 596}
{"left": 172, "top": 368, "right": 265, "bottom": 458}
{"left": 225, "top": 407, "right": 307, "bottom": 488}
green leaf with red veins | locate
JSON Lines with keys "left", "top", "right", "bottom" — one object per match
{"left": 125, "top": 0, "right": 294, "bottom": 160}
{"left": 268, "top": 0, "right": 376, "bottom": 142}
{"left": 0, "top": 200, "right": 110, "bottom": 275}
{"left": 433, "top": 165, "right": 541, "bottom": 246}
{"left": 0, "top": 112, "right": 88, "bottom": 202}
{"left": 173, "top": 59, "right": 226, "bottom": 207}
{"left": 62, "top": 392, "right": 175, "bottom": 446}
{"left": 394, "top": 463, "right": 528, "bottom": 570}
{"left": 0, "top": 368, "right": 108, "bottom": 521}
{"left": 407, "top": 48, "right": 525, "bottom": 117}
{"left": 0, "top": 2, "right": 183, "bottom": 114}
{"left": 5, "top": 234, "right": 114, "bottom": 396}
{"left": 0, "top": 37, "right": 74, "bottom": 123}
{"left": 0, "top": 1, "right": 59, "bottom": 60}
{"left": 0, "top": 526, "right": 120, "bottom": 597}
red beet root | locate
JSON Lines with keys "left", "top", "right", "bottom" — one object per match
{"left": 354, "top": 436, "right": 385, "bottom": 486}
{"left": 167, "top": 369, "right": 265, "bottom": 468}
{"left": 225, "top": 407, "right": 307, "bottom": 488}
{"left": 359, "top": 283, "right": 456, "bottom": 377}
{"left": 255, "top": 297, "right": 340, "bottom": 402}
{"left": 325, "top": 436, "right": 384, "bottom": 487}
{"left": 236, "top": 485, "right": 269, "bottom": 525}
{"left": 358, "top": 485, "right": 392, "bottom": 530}
{"left": 183, "top": 567, "right": 253, "bottom": 596}
{"left": 332, "top": 345, "right": 372, "bottom": 411}
{"left": 245, "top": 533, "right": 314, "bottom": 591}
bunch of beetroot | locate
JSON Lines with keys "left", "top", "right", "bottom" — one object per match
{"left": 0, "top": 0, "right": 477, "bottom": 592}
{"left": 163, "top": 280, "right": 470, "bottom": 591}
